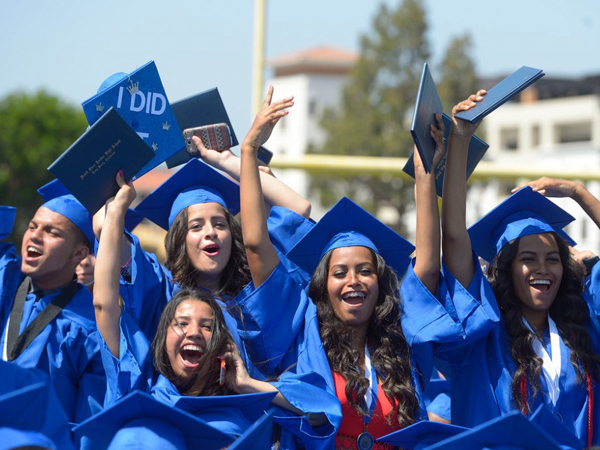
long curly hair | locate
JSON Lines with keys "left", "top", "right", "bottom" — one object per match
{"left": 152, "top": 287, "right": 234, "bottom": 396}
{"left": 308, "top": 247, "right": 419, "bottom": 427}
{"left": 487, "top": 232, "right": 600, "bottom": 413}
{"left": 164, "top": 205, "right": 250, "bottom": 300}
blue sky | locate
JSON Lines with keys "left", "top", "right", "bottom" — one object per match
{"left": 1, "top": 0, "right": 598, "bottom": 137}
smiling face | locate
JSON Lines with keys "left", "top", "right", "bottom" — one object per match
{"left": 326, "top": 246, "right": 379, "bottom": 334}
{"left": 185, "top": 202, "right": 232, "bottom": 289}
{"left": 165, "top": 299, "right": 215, "bottom": 386}
{"left": 21, "top": 206, "right": 88, "bottom": 289}
{"left": 511, "top": 233, "right": 563, "bottom": 323}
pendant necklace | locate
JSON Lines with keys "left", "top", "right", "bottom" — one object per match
{"left": 357, "top": 345, "right": 377, "bottom": 450}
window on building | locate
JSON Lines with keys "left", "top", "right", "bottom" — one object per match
{"left": 531, "top": 125, "right": 540, "bottom": 147}
{"left": 500, "top": 127, "right": 519, "bottom": 151}
{"left": 555, "top": 122, "right": 592, "bottom": 143}
{"left": 309, "top": 100, "right": 317, "bottom": 117}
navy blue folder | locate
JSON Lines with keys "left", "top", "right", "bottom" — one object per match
{"left": 410, "top": 63, "right": 444, "bottom": 174}
{"left": 454, "top": 66, "right": 545, "bottom": 123}
{"left": 403, "top": 113, "right": 489, "bottom": 197}
{"left": 48, "top": 107, "right": 155, "bottom": 214}
{"left": 166, "top": 87, "right": 238, "bottom": 169}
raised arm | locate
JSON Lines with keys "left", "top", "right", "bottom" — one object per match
{"left": 240, "top": 86, "right": 295, "bottom": 287}
{"left": 191, "top": 125, "right": 311, "bottom": 219}
{"left": 93, "top": 171, "right": 136, "bottom": 358}
{"left": 441, "top": 90, "right": 486, "bottom": 287}
{"left": 412, "top": 114, "right": 446, "bottom": 294}
{"left": 513, "top": 177, "right": 600, "bottom": 231}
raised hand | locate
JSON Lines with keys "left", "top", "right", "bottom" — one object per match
{"left": 512, "top": 177, "right": 581, "bottom": 198}
{"left": 451, "top": 89, "right": 487, "bottom": 138}
{"left": 242, "top": 86, "right": 294, "bottom": 152}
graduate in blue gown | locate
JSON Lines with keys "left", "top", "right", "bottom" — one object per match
{"left": 238, "top": 90, "right": 461, "bottom": 449}
{"left": 434, "top": 90, "right": 600, "bottom": 447}
{"left": 0, "top": 189, "right": 105, "bottom": 424}
{"left": 93, "top": 171, "right": 340, "bottom": 449}
{"left": 90, "top": 98, "right": 313, "bottom": 351}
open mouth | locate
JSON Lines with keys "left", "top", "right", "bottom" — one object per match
{"left": 180, "top": 344, "right": 203, "bottom": 369}
{"left": 530, "top": 279, "right": 551, "bottom": 292}
{"left": 203, "top": 244, "right": 220, "bottom": 257}
{"left": 26, "top": 246, "right": 43, "bottom": 260}
{"left": 342, "top": 291, "right": 367, "bottom": 305}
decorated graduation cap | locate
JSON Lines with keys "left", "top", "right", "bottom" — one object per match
{"left": 173, "top": 391, "right": 277, "bottom": 437}
{"left": 135, "top": 158, "right": 240, "bottom": 230}
{"left": 377, "top": 421, "right": 467, "bottom": 450}
{"left": 0, "top": 206, "right": 17, "bottom": 240}
{"left": 228, "top": 409, "right": 274, "bottom": 449}
{"left": 424, "top": 410, "right": 562, "bottom": 450}
{"left": 37, "top": 179, "right": 94, "bottom": 246}
{"left": 286, "top": 197, "right": 415, "bottom": 278}
{"left": 468, "top": 186, "right": 576, "bottom": 264}
{"left": 0, "top": 428, "right": 57, "bottom": 450}
{"left": 72, "top": 391, "right": 233, "bottom": 450}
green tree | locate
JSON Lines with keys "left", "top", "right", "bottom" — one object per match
{"left": 309, "top": 0, "right": 476, "bottom": 235}
{"left": 0, "top": 90, "right": 88, "bottom": 239}
{"left": 437, "top": 33, "right": 477, "bottom": 115}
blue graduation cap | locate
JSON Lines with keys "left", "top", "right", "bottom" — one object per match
{"left": 286, "top": 197, "right": 415, "bottom": 278}
{"left": 529, "top": 404, "right": 584, "bottom": 450}
{"left": 173, "top": 391, "right": 277, "bottom": 437}
{"left": 0, "top": 206, "right": 17, "bottom": 240}
{"left": 0, "top": 379, "right": 72, "bottom": 450}
{"left": 96, "top": 72, "right": 127, "bottom": 94}
{"left": 467, "top": 187, "right": 576, "bottom": 264}
{"left": 228, "top": 409, "right": 274, "bottom": 449}
{"left": 135, "top": 159, "right": 240, "bottom": 230}
{"left": 72, "top": 391, "right": 234, "bottom": 450}
{"left": 377, "top": 420, "right": 468, "bottom": 449}
{"left": 0, "top": 428, "right": 57, "bottom": 450}
{"left": 37, "top": 180, "right": 94, "bottom": 246}
{"left": 424, "top": 411, "right": 562, "bottom": 450}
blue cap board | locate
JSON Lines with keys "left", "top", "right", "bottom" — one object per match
{"left": 72, "top": 391, "right": 233, "bottom": 450}
{"left": 36, "top": 180, "right": 94, "bottom": 246}
{"left": 0, "top": 428, "right": 57, "bottom": 450}
{"left": 228, "top": 409, "right": 274, "bottom": 449}
{"left": 0, "top": 206, "right": 17, "bottom": 240}
{"left": 135, "top": 158, "right": 240, "bottom": 230}
{"left": 529, "top": 404, "right": 584, "bottom": 449}
{"left": 0, "top": 380, "right": 69, "bottom": 450}
{"left": 286, "top": 197, "right": 415, "bottom": 278}
{"left": 174, "top": 391, "right": 276, "bottom": 438}
{"left": 467, "top": 186, "right": 576, "bottom": 264}
{"left": 377, "top": 420, "right": 468, "bottom": 449}
{"left": 424, "top": 410, "right": 562, "bottom": 450}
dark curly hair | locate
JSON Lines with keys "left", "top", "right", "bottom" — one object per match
{"left": 308, "top": 247, "right": 419, "bottom": 427}
{"left": 152, "top": 287, "right": 234, "bottom": 396}
{"left": 164, "top": 206, "right": 250, "bottom": 300}
{"left": 487, "top": 232, "right": 600, "bottom": 413}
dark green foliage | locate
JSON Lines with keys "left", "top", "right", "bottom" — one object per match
{"left": 0, "top": 90, "right": 88, "bottom": 240}
{"left": 310, "top": 0, "right": 476, "bottom": 234}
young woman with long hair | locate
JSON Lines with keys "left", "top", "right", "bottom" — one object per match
{"left": 92, "top": 171, "right": 341, "bottom": 446}
{"left": 238, "top": 88, "right": 460, "bottom": 448}
{"left": 436, "top": 90, "right": 600, "bottom": 447}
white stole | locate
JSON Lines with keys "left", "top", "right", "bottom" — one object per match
{"left": 522, "top": 316, "right": 562, "bottom": 406}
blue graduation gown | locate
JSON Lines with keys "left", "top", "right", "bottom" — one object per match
{"left": 118, "top": 207, "right": 312, "bottom": 373}
{"left": 0, "top": 242, "right": 105, "bottom": 424}
{"left": 98, "top": 309, "right": 341, "bottom": 449}
{"left": 424, "top": 252, "right": 600, "bottom": 445}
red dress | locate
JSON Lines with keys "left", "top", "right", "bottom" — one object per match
{"left": 333, "top": 370, "right": 399, "bottom": 450}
